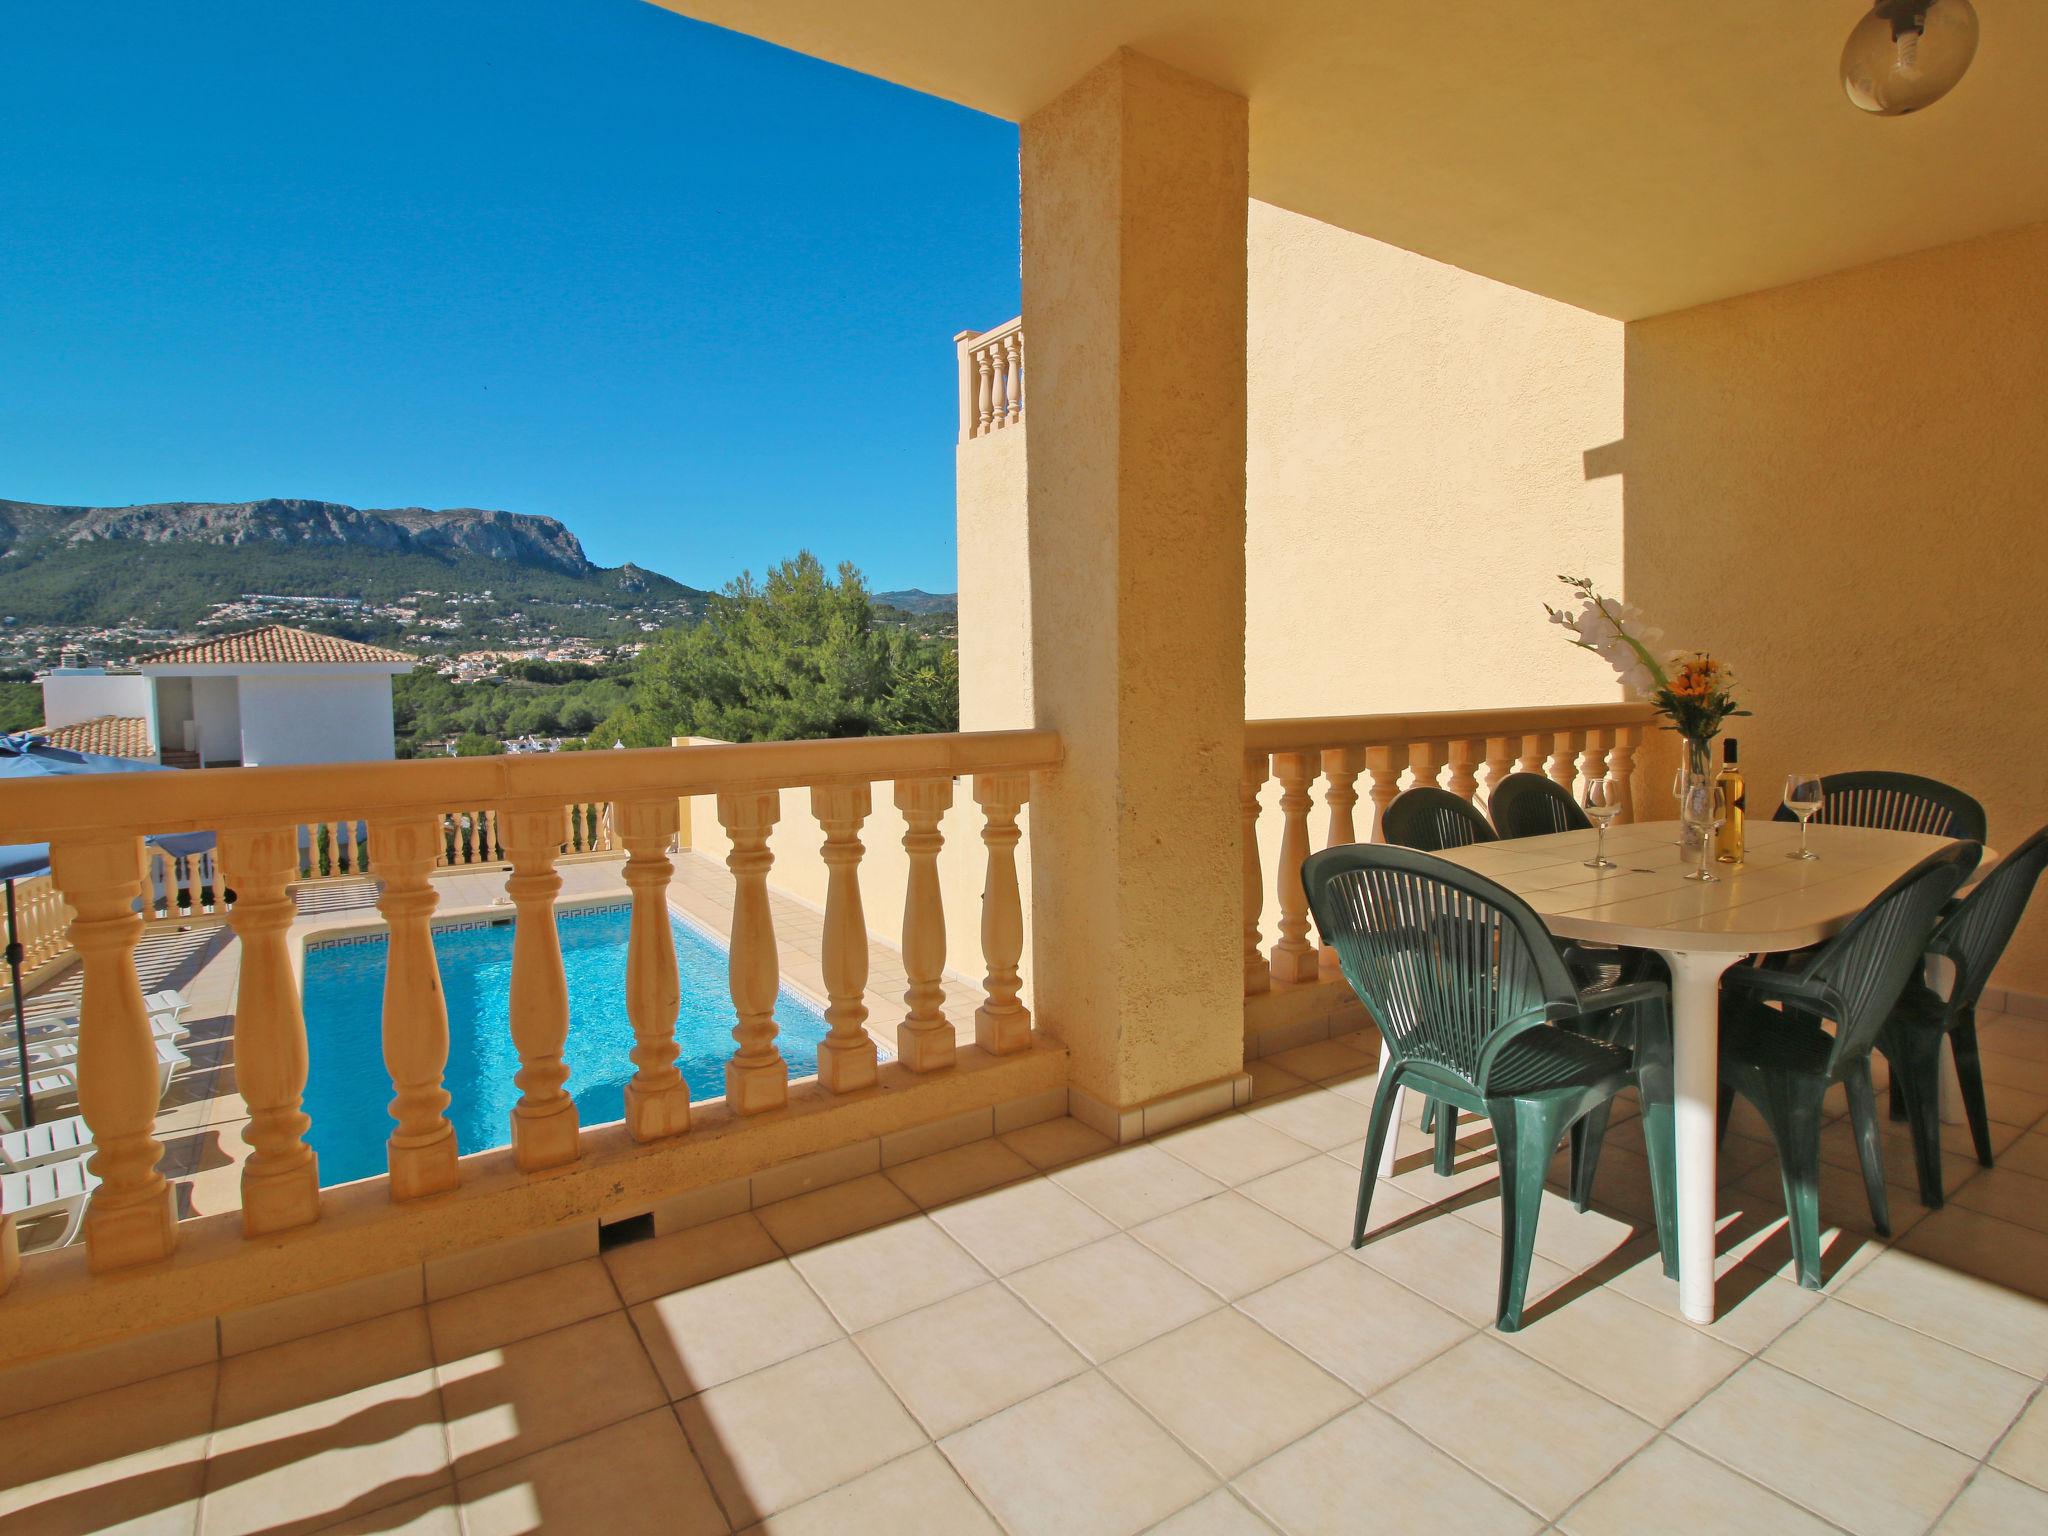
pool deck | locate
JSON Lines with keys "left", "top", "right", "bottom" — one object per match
{"left": 14, "top": 851, "right": 988, "bottom": 1249}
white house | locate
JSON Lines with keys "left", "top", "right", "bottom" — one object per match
{"left": 36, "top": 625, "right": 415, "bottom": 767}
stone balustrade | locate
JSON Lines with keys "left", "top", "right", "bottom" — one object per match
{"left": 955, "top": 318, "right": 1025, "bottom": 441}
{"left": 289, "top": 801, "right": 619, "bottom": 881}
{"left": 0, "top": 729, "right": 1061, "bottom": 1289}
{"left": 1240, "top": 702, "right": 1658, "bottom": 994}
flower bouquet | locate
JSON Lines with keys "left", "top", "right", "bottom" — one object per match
{"left": 1545, "top": 575, "right": 1749, "bottom": 834}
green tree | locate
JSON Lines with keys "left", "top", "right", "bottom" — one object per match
{"left": 454, "top": 730, "right": 503, "bottom": 757}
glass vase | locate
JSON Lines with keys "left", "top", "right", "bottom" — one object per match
{"left": 1678, "top": 736, "right": 1715, "bottom": 852}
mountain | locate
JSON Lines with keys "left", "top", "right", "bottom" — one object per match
{"left": 0, "top": 497, "right": 704, "bottom": 633}
{"left": 873, "top": 589, "right": 957, "bottom": 615}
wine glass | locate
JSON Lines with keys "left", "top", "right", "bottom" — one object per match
{"left": 1581, "top": 778, "right": 1621, "bottom": 869}
{"left": 1671, "top": 763, "right": 1692, "bottom": 847}
{"left": 1682, "top": 781, "right": 1726, "bottom": 882}
{"left": 1784, "top": 772, "right": 1823, "bottom": 861}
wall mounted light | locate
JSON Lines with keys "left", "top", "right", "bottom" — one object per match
{"left": 1842, "top": 0, "right": 1979, "bottom": 115}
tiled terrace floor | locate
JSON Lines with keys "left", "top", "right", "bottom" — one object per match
{"left": 7, "top": 1013, "right": 2048, "bottom": 1534}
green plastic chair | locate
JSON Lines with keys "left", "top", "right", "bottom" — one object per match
{"left": 1878, "top": 825, "right": 2048, "bottom": 1206}
{"left": 1303, "top": 843, "right": 1676, "bottom": 1331}
{"left": 1487, "top": 772, "right": 1589, "bottom": 840}
{"left": 1380, "top": 786, "right": 1497, "bottom": 853}
{"left": 1716, "top": 840, "right": 1980, "bottom": 1288}
{"left": 1770, "top": 769, "right": 1987, "bottom": 842}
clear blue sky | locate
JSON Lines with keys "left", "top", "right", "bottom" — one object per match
{"left": 0, "top": 1, "right": 1020, "bottom": 593}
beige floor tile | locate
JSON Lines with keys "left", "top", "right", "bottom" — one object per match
{"left": 1671, "top": 1360, "right": 1975, "bottom": 1536}
{"left": 1836, "top": 1247, "right": 2048, "bottom": 1374}
{"left": 1815, "top": 1115, "right": 1983, "bottom": 1196}
{"left": 1982, "top": 1079, "right": 2048, "bottom": 1129}
{"left": 424, "top": 1258, "right": 619, "bottom": 1362}
{"left": 1052, "top": 1142, "right": 1226, "bottom": 1228}
{"left": 1133, "top": 1192, "right": 1333, "bottom": 1300}
{"left": 1935, "top": 1469, "right": 2048, "bottom": 1535}
{"left": 1731, "top": 1154, "right": 1931, "bottom": 1243}
{"left": 603, "top": 1212, "right": 783, "bottom": 1306}
{"left": 1235, "top": 1403, "right": 1538, "bottom": 1536}
{"left": 1376, "top": 1333, "right": 1653, "bottom": 1519}
{"left": 856, "top": 1282, "right": 1086, "bottom": 1437}
{"left": 929, "top": 1176, "right": 1118, "bottom": 1275}
{"left": 629, "top": 1258, "right": 844, "bottom": 1399}
{"left": 455, "top": 1407, "right": 727, "bottom": 1536}
{"left": 1351, "top": 1205, "right": 1572, "bottom": 1328}
{"left": 884, "top": 1138, "right": 1036, "bottom": 1209}
{"left": 1246, "top": 1059, "right": 1310, "bottom": 1103}
{"left": 1502, "top": 1281, "right": 1745, "bottom": 1425}
{"left": 1238, "top": 1155, "right": 1426, "bottom": 1248}
{"left": 1949, "top": 1165, "right": 2048, "bottom": 1234}
{"left": 1599, "top": 1236, "right": 1824, "bottom": 1355}
{"left": 939, "top": 1371, "right": 1215, "bottom": 1536}
{"left": 1153, "top": 1114, "right": 1320, "bottom": 1187}
{"left": 788, "top": 1213, "right": 988, "bottom": 1333}
{"left": 678, "top": 1339, "right": 926, "bottom": 1525}
{"left": 1456, "top": 1186, "right": 1648, "bottom": 1276}
{"left": 1263, "top": 1039, "right": 1377, "bottom": 1084}
{"left": 1555, "top": 1436, "right": 1839, "bottom": 1536}
{"left": 1763, "top": 1299, "right": 2036, "bottom": 1457}
{"left": 739, "top": 1446, "right": 998, "bottom": 1535}
{"left": 215, "top": 1310, "right": 432, "bottom": 1429}
{"left": 1980, "top": 1048, "right": 2048, "bottom": 1095}
{"left": 1241, "top": 1088, "right": 1377, "bottom": 1152}
{"left": 751, "top": 1173, "right": 918, "bottom": 1254}
{"left": 315, "top": 1487, "right": 463, "bottom": 1534}
{"left": 1105, "top": 1309, "right": 1358, "bottom": 1478}
{"left": 1149, "top": 1488, "right": 1279, "bottom": 1535}
{"left": 1239, "top": 1253, "right": 1470, "bottom": 1394}
{"left": 998, "top": 1115, "right": 1115, "bottom": 1171}
{"left": 1999, "top": 1131, "right": 2048, "bottom": 1181}
{"left": 1897, "top": 1204, "right": 2048, "bottom": 1302}
{"left": 1989, "top": 1386, "right": 2048, "bottom": 1492}
{"left": 1006, "top": 1232, "right": 1223, "bottom": 1363}
{"left": 202, "top": 1368, "right": 448, "bottom": 1536}
{"left": 0, "top": 1364, "right": 214, "bottom": 1531}
{"left": 439, "top": 1312, "right": 666, "bottom": 1478}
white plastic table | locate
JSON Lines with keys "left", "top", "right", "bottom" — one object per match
{"left": 1435, "top": 817, "right": 1974, "bottom": 1323}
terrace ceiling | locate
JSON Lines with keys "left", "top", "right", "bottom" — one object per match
{"left": 652, "top": 0, "right": 2048, "bottom": 319}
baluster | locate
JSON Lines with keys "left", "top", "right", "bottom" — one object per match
{"left": 1516, "top": 734, "right": 1548, "bottom": 780}
{"left": 435, "top": 814, "right": 453, "bottom": 869}
{"left": 1581, "top": 731, "right": 1612, "bottom": 812}
{"left": 974, "top": 772, "right": 1032, "bottom": 1055}
{"left": 619, "top": 797, "right": 690, "bottom": 1139}
{"left": 50, "top": 836, "right": 176, "bottom": 1270}
{"left": 500, "top": 807, "right": 579, "bottom": 1170}
{"left": 1408, "top": 741, "right": 1442, "bottom": 795}
{"left": 1547, "top": 732, "right": 1581, "bottom": 794}
{"left": 812, "top": 784, "right": 880, "bottom": 1091}
{"left": 220, "top": 827, "right": 320, "bottom": 1234}
{"left": 1, "top": 1212, "right": 16, "bottom": 1294}
{"left": 1269, "top": 752, "right": 1319, "bottom": 983}
{"left": 976, "top": 347, "right": 995, "bottom": 436}
{"left": 1608, "top": 727, "right": 1640, "bottom": 823}
{"left": 1241, "top": 753, "right": 1270, "bottom": 996}
{"left": 1003, "top": 333, "right": 1024, "bottom": 426}
{"left": 1483, "top": 736, "right": 1518, "bottom": 813}
{"left": 896, "top": 777, "right": 955, "bottom": 1071}
{"left": 1445, "top": 739, "right": 1482, "bottom": 805}
{"left": 1364, "top": 746, "right": 1403, "bottom": 841}
{"left": 1320, "top": 747, "right": 1365, "bottom": 970}
{"left": 373, "top": 816, "right": 458, "bottom": 1198}
{"left": 719, "top": 790, "right": 789, "bottom": 1112}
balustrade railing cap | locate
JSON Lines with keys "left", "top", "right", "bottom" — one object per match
{"left": 1244, "top": 702, "right": 1654, "bottom": 755}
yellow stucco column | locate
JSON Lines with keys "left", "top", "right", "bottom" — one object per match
{"left": 1020, "top": 50, "right": 1249, "bottom": 1120}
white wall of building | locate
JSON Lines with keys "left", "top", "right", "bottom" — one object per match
{"left": 236, "top": 673, "right": 396, "bottom": 766}
{"left": 38, "top": 671, "right": 156, "bottom": 732}
{"left": 192, "top": 678, "right": 243, "bottom": 766}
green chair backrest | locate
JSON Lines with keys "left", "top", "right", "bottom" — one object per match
{"left": 1302, "top": 843, "right": 1579, "bottom": 1096}
{"left": 1381, "top": 786, "right": 1497, "bottom": 853}
{"left": 1487, "top": 773, "right": 1590, "bottom": 840}
{"left": 1786, "top": 841, "right": 1982, "bottom": 1075}
{"left": 1930, "top": 825, "right": 2048, "bottom": 1013}
{"left": 1772, "top": 770, "right": 1987, "bottom": 842}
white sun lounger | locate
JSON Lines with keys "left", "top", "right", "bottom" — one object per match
{"left": 1, "top": 1156, "right": 99, "bottom": 1253}
{"left": 22, "top": 1011, "right": 188, "bottom": 1048}
{"left": 0, "top": 1070, "right": 81, "bottom": 1132}
{"left": 0, "top": 1037, "right": 187, "bottom": 1097}
{"left": 0, "top": 1114, "right": 93, "bottom": 1173}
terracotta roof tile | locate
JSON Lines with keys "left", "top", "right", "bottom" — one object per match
{"left": 135, "top": 624, "right": 415, "bottom": 667}
{"left": 31, "top": 716, "right": 155, "bottom": 760}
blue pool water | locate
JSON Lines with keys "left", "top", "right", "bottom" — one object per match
{"left": 300, "top": 903, "right": 830, "bottom": 1187}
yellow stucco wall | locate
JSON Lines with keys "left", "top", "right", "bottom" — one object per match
{"left": 1624, "top": 222, "right": 2048, "bottom": 997}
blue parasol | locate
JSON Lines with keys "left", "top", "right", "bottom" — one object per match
{"left": 1, "top": 733, "right": 219, "bottom": 1126}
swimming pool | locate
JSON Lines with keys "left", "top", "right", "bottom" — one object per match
{"left": 299, "top": 902, "right": 831, "bottom": 1187}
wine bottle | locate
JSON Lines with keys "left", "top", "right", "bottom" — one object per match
{"left": 1715, "top": 737, "right": 1746, "bottom": 865}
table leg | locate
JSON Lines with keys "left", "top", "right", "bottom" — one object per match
{"left": 1665, "top": 950, "right": 1741, "bottom": 1323}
